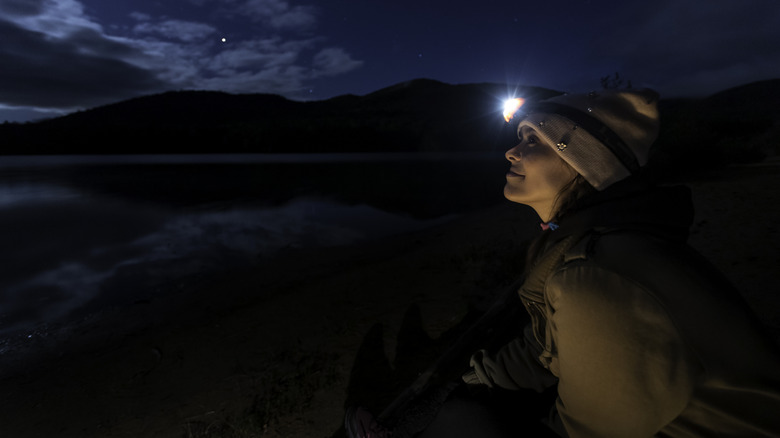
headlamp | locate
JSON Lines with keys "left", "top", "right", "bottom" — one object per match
{"left": 503, "top": 98, "right": 525, "bottom": 122}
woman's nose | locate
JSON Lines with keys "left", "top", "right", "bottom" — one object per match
{"left": 505, "top": 144, "right": 522, "bottom": 162}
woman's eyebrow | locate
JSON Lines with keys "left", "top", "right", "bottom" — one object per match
{"left": 519, "top": 126, "right": 536, "bottom": 137}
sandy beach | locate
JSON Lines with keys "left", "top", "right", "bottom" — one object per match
{"left": 0, "top": 163, "right": 778, "bottom": 438}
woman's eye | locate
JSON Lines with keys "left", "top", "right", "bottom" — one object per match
{"left": 516, "top": 129, "right": 539, "bottom": 146}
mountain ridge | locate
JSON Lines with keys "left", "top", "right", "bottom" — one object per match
{"left": 1, "top": 78, "right": 778, "bottom": 169}
{"left": 0, "top": 79, "right": 558, "bottom": 155}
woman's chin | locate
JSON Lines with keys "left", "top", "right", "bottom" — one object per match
{"left": 503, "top": 188, "right": 526, "bottom": 205}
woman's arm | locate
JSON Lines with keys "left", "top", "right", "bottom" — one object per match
{"left": 466, "top": 323, "right": 559, "bottom": 392}
{"left": 546, "top": 265, "right": 698, "bottom": 438}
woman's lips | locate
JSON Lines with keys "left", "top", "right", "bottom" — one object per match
{"left": 506, "top": 170, "right": 525, "bottom": 178}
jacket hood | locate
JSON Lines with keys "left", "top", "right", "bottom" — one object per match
{"left": 554, "top": 176, "right": 695, "bottom": 244}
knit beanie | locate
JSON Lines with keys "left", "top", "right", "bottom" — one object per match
{"left": 516, "top": 88, "right": 660, "bottom": 190}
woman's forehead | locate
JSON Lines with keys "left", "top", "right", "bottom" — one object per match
{"left": 517, "top": 124, "right": 538, "bottom": 136}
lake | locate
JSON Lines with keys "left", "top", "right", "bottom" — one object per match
{"left": 0, "top": 153, "right": 508, "bottom": 347}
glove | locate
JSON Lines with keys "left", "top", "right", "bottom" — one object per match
{"left": 461, "top": 367, "right": 492, "bottom": 398}
{"left": 461, "top": 369, "right": 482, "bottom": 386}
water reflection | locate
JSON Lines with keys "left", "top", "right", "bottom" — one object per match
{"left": 0, "top": 180, "right": 454, "bottom": 338}
{"left": 0, "top": 181, "right": 80, "bottom": 207}
{"left": 0, "top": 154, "right": 508, "bottom": 348}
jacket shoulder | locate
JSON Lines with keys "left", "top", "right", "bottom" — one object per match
{"left": 561, "top": 229, "right": 689, "bottom": 272}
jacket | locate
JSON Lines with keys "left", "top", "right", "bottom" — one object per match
{"left": 468, "top": 178, "right": 780, "bottom": 437}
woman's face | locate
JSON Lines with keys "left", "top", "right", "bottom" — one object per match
{"left": 504, "top": 125, "right": 578, "bottom": 221}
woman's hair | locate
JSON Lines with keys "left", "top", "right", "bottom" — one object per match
{"left": 525, "top": 173, "right": 596, "bottom": 270}
{"left": 551, "top": 173, "right": 596, "bottom": 221}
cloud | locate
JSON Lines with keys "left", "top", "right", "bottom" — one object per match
{"left": 313, "top": 47, "right": 364, "bottom": 77}
{"left": 0, "top": 0, "right": 45, "bottom": 17}
{"left": 240, "top": 0, "right": 317, "bottom": 29}
{"left": 0, "top": 105, "right": 65, "bottom": 123}
{"left": 0, "top": 0, "right": 362, "bottom": 115}
{"left": 197, "top": 65, "right": 311, "bottom": 95}
{"left": 191, "top": 38, "right": 313, "bottom": 94}
{"left": 129, "top": 11, "right": 151, "bottom": 22}
{"left": 0, "top": 19, "right": 167, "bottom": 108}
{"left": 209, "top": 37, "right": 313, "bottom": 72}
{"left": 195, "top": 41, "right": 364, "bottom": 94}
{"left": 116, "top": 1, "right": 361, "bottom": 95}
{"left": 133, "top": 19, "right": 218, "bottom": 43}
{"left": 121, "top": 38, "right": 208, "bottom": 87}
{"left": 9, "top": 0, "right": 102, "bottom": 38}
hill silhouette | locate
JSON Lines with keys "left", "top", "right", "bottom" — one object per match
{"left": 2, "top": 78, "right": 779, "bottom": 172}
{"left": 653, "top": 78, "right": 780, "bottom": 173}
{"left": 0, "top": 79, "right": 558, "bottom": 155}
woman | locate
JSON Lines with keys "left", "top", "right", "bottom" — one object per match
{"left": 348, "top": 89, "right": 780, "bottom": 437}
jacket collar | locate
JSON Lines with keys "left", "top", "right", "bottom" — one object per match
{"left": 552, "top": 176, "right": 695, "bottom": 244}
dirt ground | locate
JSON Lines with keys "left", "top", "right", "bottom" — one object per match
{"left": 0, "top": 162, "right": 778, "bottom": 438}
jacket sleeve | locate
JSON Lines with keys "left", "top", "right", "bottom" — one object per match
{"left": 545, "top": 264, "right": 698, "bottom": 438}
{"left": 467, "top": 323, "right": 559, "bottom": 392}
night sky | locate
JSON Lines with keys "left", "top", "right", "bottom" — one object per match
{"left": 1, "top": 0, "right": 778, "bottom": 122}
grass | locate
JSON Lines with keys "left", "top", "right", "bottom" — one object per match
{"left": 182, "top": 350, "right": 340, "bottom": 438}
